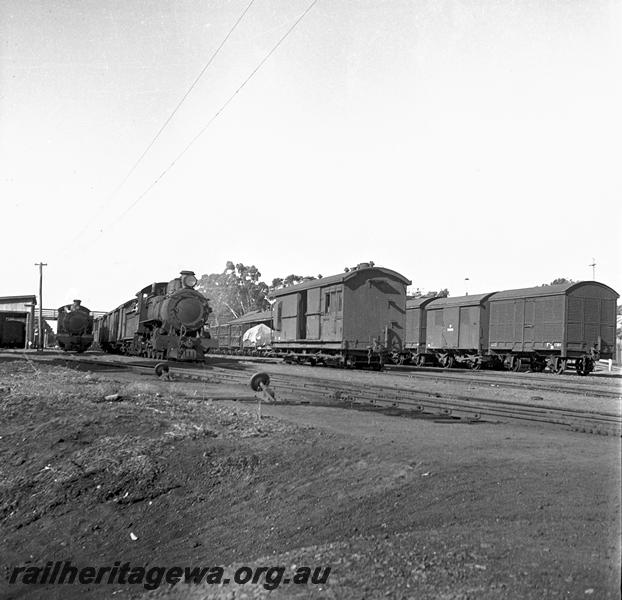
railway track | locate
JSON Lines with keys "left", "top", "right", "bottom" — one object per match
{"left": 207, "top": 352, "right": 621, "bottom": 400}
{"left": 383, "top": 366, "right": 621, "bottom": 400}
{"left": 53, "top": 354, "right": 622, "bottom": 438}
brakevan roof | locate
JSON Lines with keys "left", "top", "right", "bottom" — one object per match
{"left": 424, "top": 292, "right": 496, "bottom": 309}
{"left": 271, "top": 267, "right": 411, "bottom": 297}
{"left": 489, "top": 281, "right": 619, "bottom": 301}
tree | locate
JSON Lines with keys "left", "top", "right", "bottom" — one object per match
{"left": 543, "top": 278, "right": 576, "bottom": 286}
{"left": 270, "top": 274, "right": 316, "bottom": 290}
{"left": 420, "top": 288, "right": 449, "bottom": 299}
{"left": 197, "top": 261, "right": 269, "bottom": 325}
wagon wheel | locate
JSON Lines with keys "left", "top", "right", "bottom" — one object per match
{"left": 575, "top": 357, "right": 593, "bottom": 376}
{"left": 417, "top": 354, "right": 427, "bottom": 367}
{"left": 471, "top": 360, "right": 481, "bottom": 371}
{"left": 154, "top": 363, "right": 169, "bottom": 378}
{"left": 512, "top": 358, "right": 522, "bottom": 372}
{"left": 575, "top": 359, "right": 586, "bottom": 376}
{"left": 553, "top": 358, "right": 566, "bottom": 375}
{"left": 250, "top": 372, "right": 270, "bottom": 391}
{"left": 443, "top": 355, "right": 455, "bottom": 369}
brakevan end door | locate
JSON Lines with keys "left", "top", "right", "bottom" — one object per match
{"left": 306, "top": 287, "right": 321, "bottom": 340}
{"left": 320, "top": 286, "right": 343, "bottom": 342}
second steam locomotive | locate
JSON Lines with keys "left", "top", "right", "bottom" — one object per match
{"left": 56, "top": 300, "right": 94, "bottom": 352}
{"left": 94, "top": 270, "right": 215, "bottom": 361}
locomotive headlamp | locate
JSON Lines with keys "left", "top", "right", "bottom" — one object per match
{"left": 181, "top": 273, "right": 198, "bottom": 288}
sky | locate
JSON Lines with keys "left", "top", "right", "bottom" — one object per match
{"left": 1, "top": 0, "right": 621, "bottom": 310}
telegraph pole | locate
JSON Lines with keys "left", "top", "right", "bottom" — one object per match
{"left": 589, "top": 258, "right": 596, "bottom": 280}
{"left": 34, "top": 262, "right": 47, "bottom": 350}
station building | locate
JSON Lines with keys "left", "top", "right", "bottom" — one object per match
{"left": 0, "top": 295, "right": 37, "bottom": 348}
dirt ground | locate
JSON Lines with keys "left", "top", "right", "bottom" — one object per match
{"left": 0, "top": 356, "right": 620, "bottom": 599}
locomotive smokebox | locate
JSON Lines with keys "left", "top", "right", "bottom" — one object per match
{"left": 65, "top": 311, "right": 89, "bottom": 334}
{"left": 172, "top": 294, "right": 204, "bottom": 328}
{"left": 157, "top": 289, "right": 210, "bottom": 333}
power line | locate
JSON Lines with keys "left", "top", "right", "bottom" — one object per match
{"left": 60, "top": 0, "right": 256, "bottom": 255}
{"left": 96, "top": 0, "right": 319, "bottom": 238}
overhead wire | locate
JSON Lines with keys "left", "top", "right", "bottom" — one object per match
{"left": 91, "top": 0, "right": 319, "bottom": 242}
{"left": 59, "top": 0, "right": 256, "bottom": 255}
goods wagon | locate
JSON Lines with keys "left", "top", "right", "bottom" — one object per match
{"left": 403, "top": 296, "right": 437, "bottom": 365}
{"left": 56, "top": 300, "right": 93, "bottom": 352}
{"left": 487, "top": 281, "right": 619, "bottom": 375}
{"left": 94, "top": 270, "right": 216, "bottom": 361}
{"left": 270, "top": 263, "right": 410, "bottom": 368}
{"left": 0, "top": 315, "right": 26, "bottom": 348}
{"left": 405, "top": 293, "right": 495, "bottom": 369}
{"left": 211, "top": 310, "right": 272, "bottom": 354}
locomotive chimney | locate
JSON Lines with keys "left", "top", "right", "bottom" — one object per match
{"left": 73, "top": 299, "right": 81, "bottom": 306}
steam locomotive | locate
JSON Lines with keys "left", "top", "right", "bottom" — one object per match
{"left": 93, "top": 270, "right": 215, "bottom": 361}
{"left": 56, "top": 299, "right": 94, "bottom": 352}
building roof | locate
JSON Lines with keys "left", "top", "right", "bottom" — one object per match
{"left": 489, "top": 281, "right": 619, "bottom": 301}
{"left": 223, "top": 309, "right": 272, "bottom": 326}
{"left": 271, "top": 266, "right": 411, "bottom": 297}
{"left": 0, "top": 295, "right": 37, "bottom": 304}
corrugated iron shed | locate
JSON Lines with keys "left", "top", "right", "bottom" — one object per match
{"left": 0, "top": 295, "right": 37, "bottom": 312}
{"left": 223, "top": 310, "right": 272, "bottom": 325}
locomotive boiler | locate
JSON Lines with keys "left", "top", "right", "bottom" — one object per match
{"left": 94, "top": 270, "right": 215, "bottom": 361}
{"left": 56, "top": 300, "right": 94, "bottom": 352}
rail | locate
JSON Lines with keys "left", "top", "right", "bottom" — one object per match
{"left": 53, "top": 354, "right": 622, "bottom": 438}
